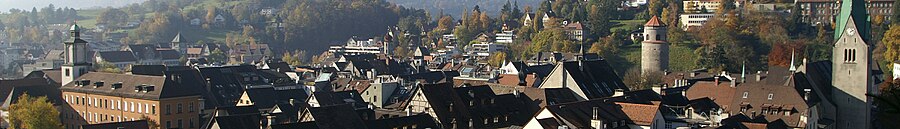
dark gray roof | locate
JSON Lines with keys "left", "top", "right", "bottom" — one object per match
{"left": 307, "top": 104, "right": 369, "bottom": 129}
{"left": 59, "top": 71, "right": 203, "bottom": 100}
{"left": 310, "top": 91, "right": 367, "bottom": 108}
{"left": 561, "top": 60, "right": 629, "bottom": 98}
{"left": 207, "top": 114, "right": 261, "bottom": 129}
{"left": 159, "top": 49, "right": 181, "bottom": 60}
{"left": 80, "top": 120, "right": 149, "bottom": 129}
{"left": 98, "top": 51, "right": 137, "bottom": 62}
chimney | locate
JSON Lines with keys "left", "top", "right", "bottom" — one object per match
{"left": 613, "top": 89, "right": 624, "bottom": 97}
{"left": 714, "top": 76, "right": 720, "bottom": 85}
{"left": 289, "top": 98, "right": 297, "bottom": 106}
{"left": 756, "top": 71, "right": 763, "bottom": 81}
{"left": 266, "top": 115, "right": 276, "bottom": 127}
{"left": 198, "top": 98, "right": 206, "bottom": 111}
{"left": 592, "top": 107, "right": 599, "bottom": 120}
{"left": 803, "top": 89, "right": 811, "bottom": 101}
{"left": 690, "top": 72, "right": 697, "bottom": 77}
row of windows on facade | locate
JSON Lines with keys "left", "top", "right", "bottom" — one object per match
{"left": 166, "top": 118, "right": 197, "bottom": 129}
{"left": 63, "top": 111, "right": 198, "bottom": 129}
{"left": 64, "top": 95, "right": 195, "bottom": 114}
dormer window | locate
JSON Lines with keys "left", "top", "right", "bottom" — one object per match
{"left": 767, "top": 93, "right": 774, "bottom": 100}
{"left": 742, "top": 92, "right": 749, "bottom": 98}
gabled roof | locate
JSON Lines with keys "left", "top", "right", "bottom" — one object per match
{"left": 616, "top": 102, "right": 660, "bottom": 125}
{"left": 310, "top": 91, "right": 367, "bottom": 108}
{"left": 0, "top": 78, "right": 58, "bottom": 104}
{"left": 543, "top": 98, "right": 631, "bottom": 128}
{"left": 557, "top": 60, "right": 629, "bottom": 98}
{"left": 98, "top": 51, "right": 138, "bottom": 62}
{"left": 207, "top": 114, "right": 261, "bottom": 129}
{"left": 307, "top": 104, "right": 369, "bottom": 129}
{"left": 158, "top": 49, "right": 181, "bottom": 60}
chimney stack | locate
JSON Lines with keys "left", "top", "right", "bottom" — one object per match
{"left": 613, "top": 89, "right": 624, "bottom": 97}
{"left": 756, "top": 71, "right": 763, "bottom": 81}
{"left": 714, "top": 76, "right": 720, "bottom": 85}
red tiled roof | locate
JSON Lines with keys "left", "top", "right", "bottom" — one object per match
{"left": 616, "top": 102, "right": 659, "bottom": 125}
{"left": 496, "top": 74, "right": 537, "bottom": 87}
{"left": 645, "top": 16, "right": 666, "bottom": 27}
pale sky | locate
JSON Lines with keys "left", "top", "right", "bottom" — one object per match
{"left": 0, "top": 0, "right": 146, "bottom": 12}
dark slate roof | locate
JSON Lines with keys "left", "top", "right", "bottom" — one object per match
{"left": 59, "top": 72, "right": 203, "bottom": 100}
{"left": 98, "top": 51, "right": 137, "bottom": 62}
{"left": 207, "top": 114, "right": 261, "bottom": 129}
{"left": 365, "top": 114, "right": 439, "bottom": 129}
{"left": 159, "top": 49, "right": 181, "bottom": 60}
{"left": 197, "top": 65, "right": 268, "bottom": 107}
{"left": 560, "top": 60, "right": 629, "bottom": 98}
{"left": 213, "top": 106, "right": 262, "bottom": 116}
{"left": 400, "top": 71, "right": 459, "bottom": 84}
{"left": 3, "top": 86, "right": 64, "bottom": 109}
{"left": 310, "top": 91, "right": 367, "bottom": 108}
{"left": 270, "top": 121, "right": 319, "bottom": 129}
{"left": 0, "top": 78, "right": 57, "bottom": 103}
{"left": 245, "top": 87, "right": 309, "bottom": 109}
{"left": 307, "top": 104, "right": 369, "bottom": 129}
{"left": 543, "top": 98, "right": 631, "bottom": 129}
{"left": 80, "top": 120, "right": 149, "bottom": 129}
{"left": 131, "top": 65, "right": 167, "bottom": 76}
{"left": 418, "top": 83, "right": 470, "bottom": 127}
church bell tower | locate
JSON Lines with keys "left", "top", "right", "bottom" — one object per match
{"left": 62, "top": 23, "right": 91, "bottom": 86}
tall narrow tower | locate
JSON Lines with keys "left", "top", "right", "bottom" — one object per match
{"left": 641, "top": 16, "right": 668, "bottom": 76}
{"left": 171, "top": 32, "right": 186, "bottom": 53}
{"left": 62, "top": 23, "right": 91, "bottom": 86}
{"left": 831, "top": 0, "right": 874, "bottom": 127}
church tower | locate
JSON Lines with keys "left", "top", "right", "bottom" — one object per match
{"left": 641, "top": 16, "right": 668, "bottom": 76}
{"left": 831, "top": 0, "right": 874, "bottom": 127}
{"left": 62, "top": 23, "right": 91, "bottom": 86}
{"left": 171, "top": 32, "right": 186, "bottom": 53}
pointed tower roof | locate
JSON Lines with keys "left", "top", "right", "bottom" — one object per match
{"left": 644, "top": 16, "right": 666, "bottom": 27}
{"left": 172, "top": 32, "right": 184, "bottom": 43}
{"left": 834, "top": 0, "right": 870, "bottom": 41}
{"left": 69, "top": 24, "right": 80, "bottom": 31}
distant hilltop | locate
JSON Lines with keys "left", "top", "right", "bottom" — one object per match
{"left": 0, "top": 0, "right": 145, "bottom": 11}
{"left": 386, "top": 0, "right": 541, "bottom": 17}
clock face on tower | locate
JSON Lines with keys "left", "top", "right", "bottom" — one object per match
{"left": 847, "top": 28, "right": 856, "bottom": 36}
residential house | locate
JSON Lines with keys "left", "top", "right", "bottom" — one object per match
{"left": 406, "top": 83, "right": 528, "bottom": 128}
{"left": 228, "top": 43, "right": 270, "bottom": 64}
{"left": 563, "top": 22, "right": 585, "bottom": 41}
{"left": 796, "top": 0, "right": 894, "bottom": 26}
{"left": 538, "top": 59, "right": 629, "bottom": 100}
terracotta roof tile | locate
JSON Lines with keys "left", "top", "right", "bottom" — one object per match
{"left": 616, "top": 102, "right": 659, "bottom": 125}
{"left": 645, "top": 16, "right": 666, "bottom": 27}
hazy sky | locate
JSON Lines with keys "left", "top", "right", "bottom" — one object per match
{"left": 0, "top": 0, "right": 146, "bottom": 12}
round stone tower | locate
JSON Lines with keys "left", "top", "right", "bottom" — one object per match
{"left": 641, "top": 16, "right": 668, "bottom": 76}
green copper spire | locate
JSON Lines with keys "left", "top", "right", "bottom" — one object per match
{"left": 834, "top": 0, "right": 870, "bottom": 42}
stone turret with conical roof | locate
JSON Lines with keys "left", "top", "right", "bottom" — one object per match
{"left": 640, "top": 16, "right": 668, "bottom": 76}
